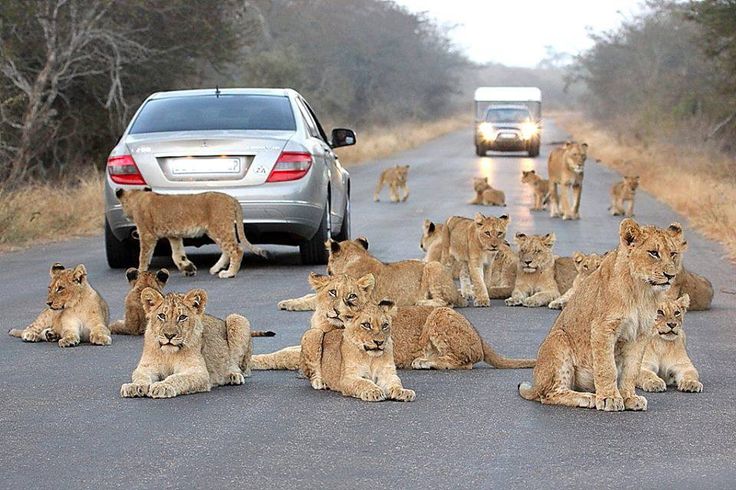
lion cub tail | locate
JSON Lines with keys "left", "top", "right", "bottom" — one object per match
{"left": 518, "top": 381, "right": 540, "bottom": 401}
{"left": 481, "top": 339, "right": 536, "bottom": 369}
{"left": 7, "top": 328, "right": 23, "bottom": 338}
{"left": 250, "top": 330, "right": 276, "bottom": 337}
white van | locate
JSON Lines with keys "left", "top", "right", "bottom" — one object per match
{"left": 473, "top": 87, "right": 542, "bottom": 157}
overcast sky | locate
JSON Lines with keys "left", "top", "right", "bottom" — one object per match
{"left": 393, "top": 0, "right": 646, "bottom": 67}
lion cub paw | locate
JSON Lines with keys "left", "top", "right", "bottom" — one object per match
{"left": 388, "top": 386, "right": 416, "bottom": 402}
{"left": 182, "top": 263, "right": 197, "bottom": 277}
{"left": 639, "top": 377, "right": 667, "bottom": 392}
{"left": 310, "top": 377, "right": 327, "bottom": 390}
{"left": 120, "top": 383, "right": 149, "bottom": 398}
{"left": 411, "top": 358, "right": 432, "bottom": 369}
{"left": 149, "top": 382, "right": 177, "bottom": 399}
{"left": 624, "top": 394, "right": 648, "bottom": 411}
{"left": 548, "top": 299, "right": 564, "bottom": 310}
{"left": 504, "top": 297, "right": 523, "bottom": 307}
{"left": 218, "top": 270, "right": 236, "bottom": 279}
{"left": 226, "top": 372, "right": 245, "bottom": 385}
{"left": 522, "top": 297, "right": 547, "bottom": 308}
{"left": 90, "top": 331, "right": 112, "bottom": 346}
{"left": 473, "top": 298, "right": 491, "bottom": 307}
{"left": 359, "top": 387, "right": 386, "bottom": 402}
{"left": 21, "top": 330, "right": 42, "bottom": 342}
{"left": 58, "top": 335, "right": 80, "bottom": 348}
{"left": 677, "top": 378, "right": 703, "bottom": 393}
{"left": 595, "top": 394, "right": 624, "bottom": 412}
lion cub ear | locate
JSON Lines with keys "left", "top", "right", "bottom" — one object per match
{"left": 619, "top": 218, "right": 642, "bottom": 248}
{"left": 378, "top": 298, "right": 396, "bottom": 315}
{"left": 581, "top": 142, "right": 589, "bottom": 151}
{"left": 325, "top": 239, "right": 341, "bottom": 255}
{"left": 183, "top": 289, "right": 207, "bottom": 315}
{"left": 542, "top": 233, "right": 556, "bottom": 248}
{"left": 125, "top": 268, "right": 140, "bottom": 284}
{"left": 677, "top": 293, "right": 690, "bottom": 311}
{"left": 72, "top": 264, "right": 87, "bottom": 284}
{"left": 572, "top": 252, "right": 584, "bottom": 264}
{"left": 498, "top": 214, "right": 510, "bottom": 225}
{"left": 355, "top": 236, "right": 369, "bottom": 250}
{"left": 308, "top": 272, "right": 331, "bottom": 291}
{"left": 50, "top": 263, "right": 65, "bottom": 277}
{"left": 356, "top": 273, "right": 375, "bottom": 294}
{"left": 667, "top": 223, "right": 688, "bottom": 251}
{"left": 140, "top": 288, "right": 165, "bottom": 315}
{"left": 474, "top": 212, "right": 486, "bottom": 226}
{"left": 514, "top": 232, "right": 527, "bottom": 244}
{"left": 426, "top": 221, "right": 435, "bottom": 234}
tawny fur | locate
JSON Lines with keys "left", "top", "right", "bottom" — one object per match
{"left": 8, "top": 263, "right": 111, "bottom": 347}
{"left": 518, "top": 219, "right": 687, "bottom": 411}
{"left": 547, "top": 141, "right": 588, "bottom": 220}
{"left": 504, "top": 233, "right": 561, "bottom": 308}
{"left": 469, "top": 177, "right": 506, "bottom": 206}
{"left": 120, "top": 288, "right": 253, "bottom": 399}
{"left": 610, "top": 175, "right": 640, "bottom": 217}
{"left": 374, "top": 165, "right": 410, "bottom": 203}
{"left": 110, "top": 268, "right": 170, "bottom": 335}
{"left": 637, "top": 294, "right": 702, "bottom": 393}
{"left": 667, "top": 266, "right": 714, "bottom": 311}
{"left": 548, "top": 252, "right": 604, "bottom": 310}
{"left": 116, "top": 189, "right": 266, "bottom": 279}
{"left": 521, "top": 170, "right": 550, "bottom": 211}
{"left": 421, "top": 220, "right": 461, "bottom": 279}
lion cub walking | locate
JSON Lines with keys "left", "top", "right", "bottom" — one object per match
{"left": 520, "top": 170, "right": 550, "bottom": 211}
{"left": 374, "top": 165, "right": 410, "bottom": 202}
{"left": 547, "top": 141, "right": 588, "bottom": 220}
{"left": 637, "top": 294, "right": 702, "bottom": 393}
{"left": 121, "top": 288, "right": 253, "bottom": 399}
{"left": 469, "top": 177, "right": 506, "bottom": 206}
{"left": 609, "top": 175, "right": 640, "bottom": 217}
{"left": 9, "top": 263, "right": 111, "bottom": 347}
{"left": 116, "top": 189, "right": 266, "bottom": 279}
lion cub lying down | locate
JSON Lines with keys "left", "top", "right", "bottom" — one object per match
{"left": 116, "top": 188, "right": 266, "bottom": 279}
{"left": 121, "top": 288, "right": 254, "bottom": 399}
{"left": 469, "top": 177, "right": 506, "bottom": 206}
{"left": 505, "top": 233, "right": 562, "bottom": 308}
{"left": 637, "top": 294, "right": 702, "bottom": 393}
{"left": 519, "top": 219, "right": 687, "bottom": 411}
{"left": 110, "top": 268, "right": 170, "bottom": 335}
{"left": 9, "top": 263, "right": 111, "bottom": 347}
{"left": 374, "top": 164, "right": 410, "bottom": 202}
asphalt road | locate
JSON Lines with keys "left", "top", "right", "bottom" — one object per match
{"left": 1, "top": 120, "right": 735, "bottom": 490}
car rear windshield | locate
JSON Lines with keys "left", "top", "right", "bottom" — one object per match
{"left": 129, "top": 95, "right": 297, "bottom": 134}
{"left": 485, "top": 108, "right": 532, "bottom": 123}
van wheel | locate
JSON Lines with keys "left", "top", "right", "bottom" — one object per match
{"left": 528, "top": 137, "right": 540, "bottom": 157}
{"left": 105, "top": 218, "right": 138, "bottom": 269}
{"left": 300, "top": 204, "right": 330, "bottom": 265}
{"left": 475, "top": 144, "right": 486, "bottom": 156}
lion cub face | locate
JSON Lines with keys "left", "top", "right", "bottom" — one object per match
{"left": 342, "top": 300, "right": 396, "bottom": 357}
{"left": 141, "top": 288, "right": 207, "bottom": 353}
{"left": 619, "top": 219, "right": 686, "bottom": 292}
{"left": 654, "top": 294, "right": 690, "bottom": 341}
{"left": 624, "top": 175, "right": 640, "bottom": 192}
{"left": 393, "top": 165, "right": 409, "bottom": 184}
{"left": 563, "top": 141, "right": 588, "bottom": 174}
{"left": 47, "top": 263, "right": 88, "bottom": 310}
{"left": 515, "top": 233, "right": 556, "bottom": 273}
{"left": 473, "top": 177, "right": 491, "bottom": 193}
{"left": 308, "top": 273, "right": 374, "bottom": 327}
{"left": 521, "top": 170, "right": 539, "bottom": 184}
{"left": 572, "top": 252, "right": 604, "bottom": 277}
{"left": 474, "top": 212, "right": 510, "bottom": 252}
{"left": 420, "top": 220, "right": 441, "bottom": 252}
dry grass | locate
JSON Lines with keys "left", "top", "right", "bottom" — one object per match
{"left": 554, "top": 111, "right": 736, "bottom": 262}
{"left": 335, "top": 114, "right": 468, "bottom": 165}
{"left": 0, "top": 172, "right": 104, "bottom": 253}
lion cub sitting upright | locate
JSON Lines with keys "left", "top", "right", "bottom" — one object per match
{"left": 110, "top": 268, "right": 170, "bottom": 335}
{"left": 374, "top": 164, "right": 410, "bottom": 202}
{"left": 518, "top": 218, "right": 687, "bottom": 411}
{"left": 610, "top": 175, "right": 640, "bottom": 217}
{"left": 9, "top": 263, "right": 111, "bottom": 347}
{"left": 520, "top": 170, "right": 550, "bottom": 211}
{"left": 116, "top": 188, "right": 266, "bottom": 278}
{"left": 637, "top": 294, "right": 702, "bottom": 393}
{"left": 121, "top": 288, "right": 253, "bottom": 399}
{"left": 469, "top": 177, "right": 506, "bottom": 206}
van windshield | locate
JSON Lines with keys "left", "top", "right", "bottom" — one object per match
{"left": 485, "top": 108, "right": 532, "bottom": 123}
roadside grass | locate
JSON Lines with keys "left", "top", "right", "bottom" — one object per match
{"left": 553, "top": 111, "right": 736, "bottom": 262}
{"left": 0, "top": 114, "right": 469, "bottom": 252}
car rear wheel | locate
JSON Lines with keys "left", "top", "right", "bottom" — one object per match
{"left": 332, "top": 193, "right": 350, "bottom": 242}
{"left": 300, "top": 203, "right": 330, "bottom": 265}
{"left": 528, "top": 137, "right": 540, "bottom": 157}
{"left": 105, "top": 218, "right": 138, "bottom": 269}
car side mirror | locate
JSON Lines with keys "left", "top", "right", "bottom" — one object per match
{"left": 330, "top": 128, "right": 356, "bottom": 148}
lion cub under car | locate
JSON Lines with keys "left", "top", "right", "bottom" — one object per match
{"left": 8, "top": 263, "right": 111, "bottom": 347}
{"left": 121, "top": 288, "right": 254, "bottom": 399}
{"left": 116, "top": 188, "right": 267, "bottom": 278}
{"left": 469, "top": 177, "right": 506, "bottom": 206}
{"left": 374, "top": 165, "right": 410, "bottom": 202}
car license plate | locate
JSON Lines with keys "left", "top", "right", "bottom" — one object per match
{"left": 169, "top": 157, "right": 241, "bottom": 175}
{"left": 498, "top": 132, "right": 517, "bottom": 139}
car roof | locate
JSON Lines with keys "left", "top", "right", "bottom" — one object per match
{"left": 147, "top": 88, "right": 298, "bottom": 100}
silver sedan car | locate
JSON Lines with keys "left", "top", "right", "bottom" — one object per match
{"left": 104, "top": 88, "right": 354, "bottom": 267}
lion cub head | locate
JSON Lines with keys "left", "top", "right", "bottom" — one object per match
{"left": 342, "top": 299, "right": 397, "bottom": 357}
{"left": 473, "top": 177, "right": 492, "bottom": 193}
{"left": 393, "top": 165, "right": 409, "bottom": 184}
{"left": 572, "top": 252, "right": 604, "bottom": 277}
{"left": 420, "top": 220, "right": 442, "bottom": 252}
{"left": 619, "top": 218, "right": 687, "bottom": 292}
{"left": 562, "top": 141, "right": 588, "bottom": 174}
{"left": 325, "top": 237, "right": 370, "bottom": 274}
{"left": 140, "top": 288, "right": 207, "bottom": 354}
{"left": 308, "top": 273, "right": 375, "bottom": 327}
{"left": 474, "top": 212, "right": 510, "bottom": 252}
{"left": 515, "top": 233, "right": 556, "bottom": 273}
{"left": 125, "top": 267, "right": 169, "bottom": 295}
{"left": 654, "top": 294, "right": 690, "bottom": 341}
{"left": 623, "top": 175, "right": 640, "bottom": 192}
{"left": 521, "top": 170, "right": 540, "bottom": 184}
{"left": 46, "top": 263, "right": 89, "bottom": 310}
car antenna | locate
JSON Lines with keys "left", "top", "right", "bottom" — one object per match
{"left": 215, "top": 85, "right": 221, "bottom": 98}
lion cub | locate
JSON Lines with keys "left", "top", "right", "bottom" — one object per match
{"left": 505, "top": 233, "right": 560, "bottom": 308}
{"left": 9, "top": 263, "right": 111, "bottom": 347}
{"left": 110, "top": 268, "right": 170, "bottom": 335}
{"left": 374, "top": 165, "right": 410, "bottom": 202}
{"left": 547, "top": 141, "right": 588, "bottom": 220}
{"left": 637, "top": 294, "right": 702, "bottom": 393}
{"left": 469, "top": 177, "right": 506, "bottom": 206}
{"left": 116, "top": 188, "right": 266, "bottom": 278}
{"left": 521, "top": 170, "right": 550, "bottom": 211}
{"left": 121, "top": 288, "right": 253, "bottom": 399}
{"left": 548, "top": 252, "right": 604, "bottom": 310}
{"left": 610, "top": 175, "right": 640, "bottom": 217}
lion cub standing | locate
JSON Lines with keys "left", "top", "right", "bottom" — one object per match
{"left": 374, "top": 165, "right": 410, "bottom": 202}
{"left": 610, "top": 175, "right": 640, "bottom": 217}
{"left": 547, "top": 141, "right": 588, "bottom": 220}
{"left": 8, "top": 263, "right": 111, "bottom": 347}
{"left": 521, "top": 170, "right": 550, "bottom": 211}
{"left": 469, "top": 177, "right": 506, "bottom": 206}
{"left": 637, "top": 294, "right": 702, "bottom": 393}
{"left": 116, "top": 188, "right": 266, "bottom": 279}
{"left": 121, "top": 288, "right": 253, "bottom": 399}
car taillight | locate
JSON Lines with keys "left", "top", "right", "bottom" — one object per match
{"left": 266, "top": 152, "right": 313, "bottom": 182}
{"left": 107, "top": 154, "right": 146, "bottom": 185}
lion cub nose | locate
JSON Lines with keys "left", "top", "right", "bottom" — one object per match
{"left": 46, "top": 301, "right": 53, "bottom": 307}
{"left": 663, "top": 272, "right": 675, "bottom": 280}
{"left": 667, "top": 322, "right": 677, "bottom": 329}
{"left": 164, "top": 333, "right": 176, "bottom": 340}
{"left": 374, "top": 340, "right": 384, "bottom": 347}
{"left": 524, "top": 259, "right": 533, "bottom": 265}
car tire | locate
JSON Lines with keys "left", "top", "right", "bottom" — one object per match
{"left": 105, "top": 218, "right": 138, "bottom": 269}
{"left": 475, "top": 143, "right": 486, "bottom": 156}
{"left": 300, "top": 203, "right": 330, "bottom": 265}
{"left": 332, "top": 193, "right": 350, "bottom": 242}
{"left": 528, "top": 137, "right": 540, "bottom": 157}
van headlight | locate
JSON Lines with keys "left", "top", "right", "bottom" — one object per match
{"left": 479, "top": 122, "right": 495, "bottom": 140}
{"left": 521, "top": 123, "right": 538, "bottom": 140}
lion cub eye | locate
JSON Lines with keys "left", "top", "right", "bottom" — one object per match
{"left": 381, "top": 322, "right": 389, "bottom": 331}
{"left": 347, "top": 293, "right": 357, "bottom": 301}
{"left": 484, "top": 231, "right": 491, "bottom": 237}
{"left": 656, "top": 309, "right": 664, "bottom": 317}
{"left": 177, "top": 314, "right": 188, "bottom": 323}
{"left": 674, "top": 310, "right": 681, "bottom": 317}
{"left": 670, "top": 252, "right": 678, "bottom": 258}
{"left": 361, "top": 322, "right": 372, "bottom": 331}
{"left": 328, "top": 289, "right": 337, "bottom": 297}
{"left": 157, "top": 313, "right": 166, "bottom": 321}
{"left": 496, "top": 231, "right": 504, "bottom": 237}
{"left": 56, "top": 286, "right": 64, "bottom": 293}
{"left": 648, "top": 250, "right": 660, "bottom": 259}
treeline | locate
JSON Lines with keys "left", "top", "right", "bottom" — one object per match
{"left": 569, "top": 0, "right": 736, "bottom": 152}
{"left": 0, "top": 0, "right": 468, "bottom": 185}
